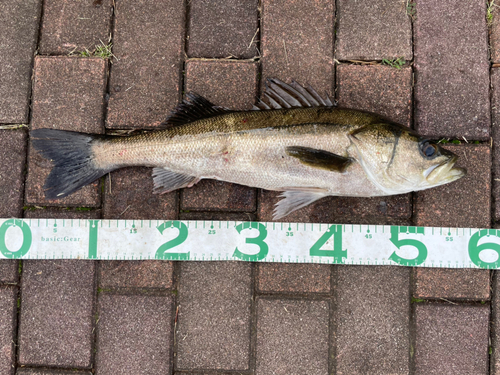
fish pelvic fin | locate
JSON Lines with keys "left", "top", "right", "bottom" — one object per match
{"left": 31, "top": 129, "right": 110, "bottom": 199}
{"left": 152, "top": 168, "right": 200, "bottom": 194}
{"left": 273, "top": 189, "right": 328, "bottom": 220}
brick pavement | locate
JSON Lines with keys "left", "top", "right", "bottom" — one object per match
{"left": 0, "top": 0, "right": 496, "bottom": 374}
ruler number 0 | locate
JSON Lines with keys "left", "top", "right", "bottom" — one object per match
{"left": 0, "top": 219, "right": 32, "bottom": 259}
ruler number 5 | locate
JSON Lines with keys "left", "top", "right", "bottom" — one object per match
{"left": 388, "top": 227, "right": 427, "bottom": 266}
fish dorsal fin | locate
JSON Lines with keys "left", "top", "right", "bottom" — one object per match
{"left": 253, "top": 78, "right": 335, "bottom": 110}
{"left": 152, "top": 167, "right": 200, "bottom": 193}
{"left": 161, "top": 93, "right": 232, "bottom": 127}
{"left": 273, "top": 189, "right": 328, "bottom": 220}
{"left": 286, "top": 146, "right": 352, "bottom": 172}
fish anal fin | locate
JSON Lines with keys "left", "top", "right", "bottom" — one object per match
{"left": 152, "top": 168, "right": 200, "bottom": 194}
{"left": 286, "top": 146, "right": 352, "bottom": 172}
{"left": 273, "top": 190, "right": 328, "bottom": 220}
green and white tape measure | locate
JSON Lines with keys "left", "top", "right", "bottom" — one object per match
{"left": 0, "top": 218, "right": 499, "bottom": 269}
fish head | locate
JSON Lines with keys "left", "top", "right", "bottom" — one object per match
{"left": 347, "top": 123, "right": 466, "bottom": 194}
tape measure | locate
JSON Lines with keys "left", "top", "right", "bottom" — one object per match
{"left": 0, "top": 218, "right": 499, "bottom": 269}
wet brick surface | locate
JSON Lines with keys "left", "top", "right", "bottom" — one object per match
{"left": 99, "top": 260, "right": 173, "bottom": 289}
{"left": 177, "top": 262, "right": 251, "bottom": 370}
{"left": 106, "top": 0, "right": 184, "bottom": 129}
{"left": 334, "top": 266, "right": 410, "bottom": 374}
{"left": 0, "top": 287, "right": 17, "bottom": 375}
{"left": 96, "top": 294, "right": 173, "bottom": 374}
{"left": 187, "top": 0, "right": 258, "bottom": 59}
{"left": 103, "top": 167, "right": 177, "bottom": 220}
{"left": 0, "top": 0, "right": 41, "bottom": 123}
{"left": 26, "top": 56, "right": 106, "bottom": 207}
{"left": 256, "top": 299, "right": 329, "bottom": 374}
{"left": 261, "top": 0, "right": 334, "bottom": 93}
{"left": 18, "top": 260, "right": 95, "bottom": 367}
{"left": 39, "top": 0, "right": 113, "bottom": 55}
{"left": 414, "top": 0, "right": 490, "bottom": 140}
{"left": 0, "top": 130, "right": 27, "bottom": 218}
{"left": 414, "top": 304, "right": 489, "bottom": 375}
{"left": 257, "top": 263, "right": 331, "bottom": 293}
{"left": 413, "top": 268, "right": 490, "bottom": 300}
{"left": 336, "top": 0, "right": 412, "bottom": 60}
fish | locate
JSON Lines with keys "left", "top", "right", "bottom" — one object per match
{"left": 30, "top": 78, "right": 466, "bottom": 219}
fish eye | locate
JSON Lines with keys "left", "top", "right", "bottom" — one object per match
{"left": 419, "top": 140, "right": 439, "bottom": 159}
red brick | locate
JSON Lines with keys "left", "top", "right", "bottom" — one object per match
{"left": 0, "top": 287, "right": 16, "bottom": 375}
{"left": 256, "top": 299, "right": 329, "bottom": 374}
{"left": 96, "top": 294, "right": 173, "bottom": 374}
{"left": 491, "top": 68, "right": 500, "bottom": 221}
{"left": 39, "top": 0, "right": 112, "bottom": 54}
{"left": 261, "top": 0, "right": 334, "bottom": 93}
{"left": 106, "top": 0, "right": 184, "bottom": 129}
{"left": 490, "top": 5, "right": 500, "bottom": 63}
{"left": 337, "top": 65, "right": 412, "bottom": 127}
{"left": 414, "top": 0, "right": 490, "bottom": 139}
{"left": 187, "top": 0, "right": 258, "bottom": 59}
{"left": 177, "top": 262, "right": 251, "bottom": 370}
{"left": 413, "top": 268, "right": 490, "bottom": 300}
{"left": 257, "top": 263, "right": 330, "bottom": 293}
{"left": 0, "top": 0, "right": 41, "bottom": 123}
{"left": 103, "top": 167, "right": 177, "bottom": 220}
{"left": 26, "top": 56, "right": 107, "bottom": 207}
{"left": 334, "top": 266, "right": 410, "bottom": 374}
{"left": 414, "top": 304, "right": 489, "bottom": 374}
{"left": 0, "top": 130, "right": 27, "bottom": 218}
{"left": 336, "top": 0, "right": 412, "bottom": 60}
{"left": 99, "top": 260, "right": 173, "bottom": 289}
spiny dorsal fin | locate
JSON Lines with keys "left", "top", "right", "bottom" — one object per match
{"left": 161, "top": 93, "right": 232, "bottom": 127}
{"left": 253, "top": 78, "right": 335, "bottom": 110}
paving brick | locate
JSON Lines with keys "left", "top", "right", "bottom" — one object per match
{"left": 0, "top": 261, "right": 19, "bottom": 285}
{"left": 177, "top": 262, "right": 251, "bottom": 370}
{"left": 258, "top": 189, "right": 411, "bottom": 224}
{"left": 414, "top": 0, "right": 490, "bottom": 140}
{"left": 182, "top": 61, "right": 258, "bottom": 212}
{"left": 26, "top": 56, "right": 106, "bottom": 207}
{"left": 106, "top": 0, "right": 184, "bottom": 129}
{"left": 96, "top": 294, "right": 173, "bottom": 374}
{"left": 492, "top": 271, "right": 500, "bottom": 373}
{"left": 414, "top": 304, "right": 489, "bottom": 374}
{"left": 99, "top": 260, "right": 173, "bottom": 289}
{"left": 0, "top": 130, "right": 27, "bottom": 218}
{"left": 0, "top": 287, "right": 17, "bottom": 375}
{"left": 0, "top": 0, "right": 41, "bottom": 123}
{"left": 261, "top": 0, "right": 334, "bottom": 93}
{"left": 23, "top": 207, "right": 101, "bottom": 220}
{"left": 335, "top": 0, "right": 412, "bottom": 60}
{"left": 333, "top": 266, "right": 410, "bottom": 374}
{"left": 337, "top": 65, "right": 412, "bottom": 127}
{"left": 257, "top": 263, "right": 330, "bottom": 293}
{"left": 39, "top": 0, "right": 112, "bottom": 55}
{"left": 18, "top": 260, "right": 95, "bottom": 367}
{"left": 491, "top": 68, "right": 500, "bottom": 221}
{"left": 413, "top": 268, "right": 490, "bottom": 300}
{"left": 17, "top": 370, "right": 92, "bottom": 375}
{"left": 256, "top": 298, "right": 329, "bottom": 374}
{"left": 414, "top": 144, "right": 490, "bottom": 228}
{"left": 103, "top": 167, "right": 177, "bottom": 220}
{"left": 187, "top": 0, "right": 258, "bottom": 59}
{"left": 185, "top": 60, "right": 258, "bottom": 110}
{"left": 491, "top": 6, "right": 500, "bottom": 63}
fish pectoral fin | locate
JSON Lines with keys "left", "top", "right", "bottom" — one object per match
{"left": 273, "top": 190, "right": 328, "bottom": 220}
{"left": 152, "top": 168, "right": 200, "bottom": 194}
{"left": 285, "top": 146, "right": 352, "bottom": 172}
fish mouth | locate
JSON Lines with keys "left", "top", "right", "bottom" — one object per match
{"left": 425, "top": 155, "right": 466, "bottom": 185}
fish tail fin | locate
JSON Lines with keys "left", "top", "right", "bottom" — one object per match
{"left": 31, "top": 129, "right": 110, "bottom": 199}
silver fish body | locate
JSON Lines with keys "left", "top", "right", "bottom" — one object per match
{"left": 31, "top": 79, "right": 466, "bottom": 219}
